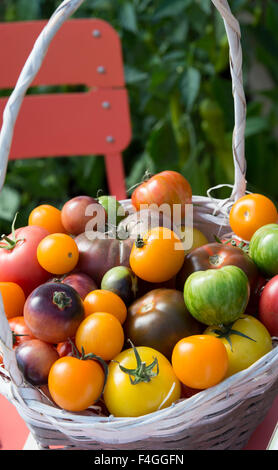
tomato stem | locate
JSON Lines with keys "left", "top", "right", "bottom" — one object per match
{"left": 12, "top": 333, "right": 28, "bottom": 346}
{"left": 117, "top": 339, "right": 159, "bottom": 385}
{"left": 0, "top": 213, "right": 25, "bottom": 251}
{"left": 211, "top": 324, "right": 256, "bottom": 352}
{"left": 80, "top": 346, "right": 109, "bottom": 398}
{"left": 135, "top": 234, "right": 145, "bottom": 248}
{"left": 52, "top": 291, "right": 72, "bottom": 310}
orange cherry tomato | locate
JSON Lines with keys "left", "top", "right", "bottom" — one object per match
{"left": 0, "top": 282, "right": 26, "bottom": 319}
{"left": 229, "top": 194, "right": 278, "bottom": 241}
{"left": 48, "top": 356, "right": 105, "bottom": 412}
{"left": 37, "top": 233, "right": 79, "bottom": 275}
{"left": 83, "top": 289, "right": 127, "bottom": 324}
{"left": 75, "top": 312, "right": 124, "bottom": 361}
{"left": 28, "top": 204, "right": 67, "bottom": 234}
{"left": 171, "top": 335, "right": 229, "bottom": 390}
{"left": 129, "top": 226, "right": 185, "bottom": 283}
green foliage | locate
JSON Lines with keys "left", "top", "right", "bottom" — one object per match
{"left": 0, "top": 0, "right": 278, "bottom": 233}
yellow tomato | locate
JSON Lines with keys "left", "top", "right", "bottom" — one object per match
{"left": 205, "top": 315, "right": 272, "bottom": 377}
{"left": 179, "top": 226, "right": 208, "bottom": 254}
{"left": 29, "top": 204, "right": 67, "bottom": 234}
{"left": 129, "top": 226, "right": 185, "bottom": 283}
{"left": 103, "top": 345, "right": 181, "bottom": 417}
{"left": 37, "top": 233, "right": 79, "bottom": 275}
{"left": 83, "top": 289, "right": 127, "bottom": 324}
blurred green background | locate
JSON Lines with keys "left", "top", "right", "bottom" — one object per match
{"left": 0, "top": 0, "right": 278, "bottom": 232}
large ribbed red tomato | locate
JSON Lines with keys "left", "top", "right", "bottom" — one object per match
{"left": 0, "top": 225, "right": 50, "bottom": 296}
{"left": 131, "top": 171, "right": 192, "bottom": 218}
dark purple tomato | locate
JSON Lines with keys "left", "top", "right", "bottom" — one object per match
{"left": 124, "top": 288, "right": 202, "bottom": 359}
{"left": 24, "top": 282, "right": 85, "bottom": 344}
{"left": 75, "top": 234, "right": 134, "bottom": 286}
{"left": 16, "top": 339, "right": 59, "bottom": 386}
{"left": 62, "top": 272, "right": 97, "bottom": 300}
{"left": 61, "top": 195, "right": 107, "bottom": 236}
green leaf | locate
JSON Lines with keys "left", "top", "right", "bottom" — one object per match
{"left": 125, "top": 153, "right": 155, "bottom": 194}
{"left": 119, "top": 3, "right": 138, "bottom": 34}
{"left": 146, "top": 120, "right": 179, "bottom": 171}
{"left": 196, "top": 0, "right": 211, "bottom": 14}
{"left": 124, "top": 65, "right": 148, "bottom": 84}
{"left": 245, "top": 117, "right": 269, "bottom": 138}
{"left": 153, "top": 0, "right": 192, "bottom": 20}
{"left": 180, "top": 67, "right": 201, "bottom": 112}
{"left": 0, "top": 186, "right": 21, "bottom": 222}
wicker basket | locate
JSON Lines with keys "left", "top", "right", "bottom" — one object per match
{"left": 0, "top": 0, "right": 278, "bottom": 451}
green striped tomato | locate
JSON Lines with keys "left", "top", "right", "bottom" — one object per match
{"left": 249, "top": 224, "right": 278, "bottom": 277}
{"left": 184, "top": 265, "right": 250, "bottom": 326}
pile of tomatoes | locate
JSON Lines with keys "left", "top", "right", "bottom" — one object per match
{"left": 0, "top": 170, "right": 278, "bottom": 418}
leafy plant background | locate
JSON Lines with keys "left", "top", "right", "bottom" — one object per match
{"left": 0, "top": 0, "right": 277, "bottom": 233}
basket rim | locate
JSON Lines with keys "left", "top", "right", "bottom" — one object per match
{"left": 2, "top": 339, "right": 278, "bottom": 429}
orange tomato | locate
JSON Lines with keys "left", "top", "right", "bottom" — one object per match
{"left": 229, "top": 194, "right": 278, "bottom": 241}
{"left": 171, "top": 335, "right": 228, "bottom": 389}
{"left": 29, "top": 204, "right": 67, "bottom": 234}
{"left": 83, "top": 289, "right": 127, "bottom": 324}
{"left": 75, "top": 312, "right": 124, "bottom": 361}
{"left": 37, "top": 233, "right": 79, "bottom": 275}
{"left": 48, "top": 356, "right": 105, "bottom": 412}
{"left": 0, "top": 282, "right": 26, "bottom": 319}
{"left": 129, "top": 226, "right": 185, "bottom": 283}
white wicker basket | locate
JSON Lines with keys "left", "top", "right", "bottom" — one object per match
{"left": 0, "top": 0, "right": 277, "bottom": 451}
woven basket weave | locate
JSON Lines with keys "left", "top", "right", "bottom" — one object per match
{"left": 0, "top": 0, "right": 278, "bottom": 451}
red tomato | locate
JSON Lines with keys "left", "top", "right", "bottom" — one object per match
{"left": 0, "top": 225, "right": 50, "bottom": 296}
{"left": 131, "top": 171, "right": 192, "bottom": 218}
{"left": 56, "top": 338, "right": 76, "bottom": 358}
{"left": 259, "top": 275, "right": 278, "bottom": 336}
{"left": 8, "top": 316, "right": 35, "bottom": 347}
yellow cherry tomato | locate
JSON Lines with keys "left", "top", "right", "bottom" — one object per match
{"left": 229, "top": 194, "right": 278, "bottom": 241}
{"left": 129, "top": 226, "right": 185, "bottom": 283}
{"left": 83, "top": 289, "right": 127, "bottom": 324}
{"left": 204, "top": 315, "right": 272, "bottom": 377}
{"left": 171, "top": 335, "right": 229, "bottom": 389}
{"left": 103, "top": 345, "right": 181, "bottom": 417}
{"left": 75, "top": 312, "right": 124, "bottom": 361}
{"left": 29, "top": 204, "right": 67, "bottom": 234}
{"left": 37, "top": 233, "right": 79, "bottom": 275}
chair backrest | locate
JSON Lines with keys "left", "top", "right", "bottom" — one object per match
{"left": 0, "top": 18, "right": 132, "bottom": 199}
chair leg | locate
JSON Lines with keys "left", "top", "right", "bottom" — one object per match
{"left": 104, "top": 153, "right": 127, "bottom": 201}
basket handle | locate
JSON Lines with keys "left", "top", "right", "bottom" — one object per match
{"left": 0, "top": 0, "right": 246, "bottom": 200}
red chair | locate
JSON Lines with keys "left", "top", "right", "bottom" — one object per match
{"left": 0, "top": 17, "right": 131, "bottom": 450}
{"left": 0, "top": 18, "right": 132, "bottom": 200}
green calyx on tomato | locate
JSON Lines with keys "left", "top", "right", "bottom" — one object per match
{"left": 184, "top": 265, "right": 250, "bottom": 326}
{"left": 209, "top": 322, "right": 256, "bottom": 352}
{"left": 116, "top": 340, "right": 159, "bottom": 385}
{"left": 214, "top": 235, "right": 249, "bottom": 253}
{"left": 0, "top": 213, "right": 25, "bottom": 251}
{"left": 69, "top": 339, "right": 108, "bottom": 393}
{"left": 205, "top": 315, "right": 273, "bottom": 377}
{"left": 52, "top": 291, "right": 73, "bottom": 310}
